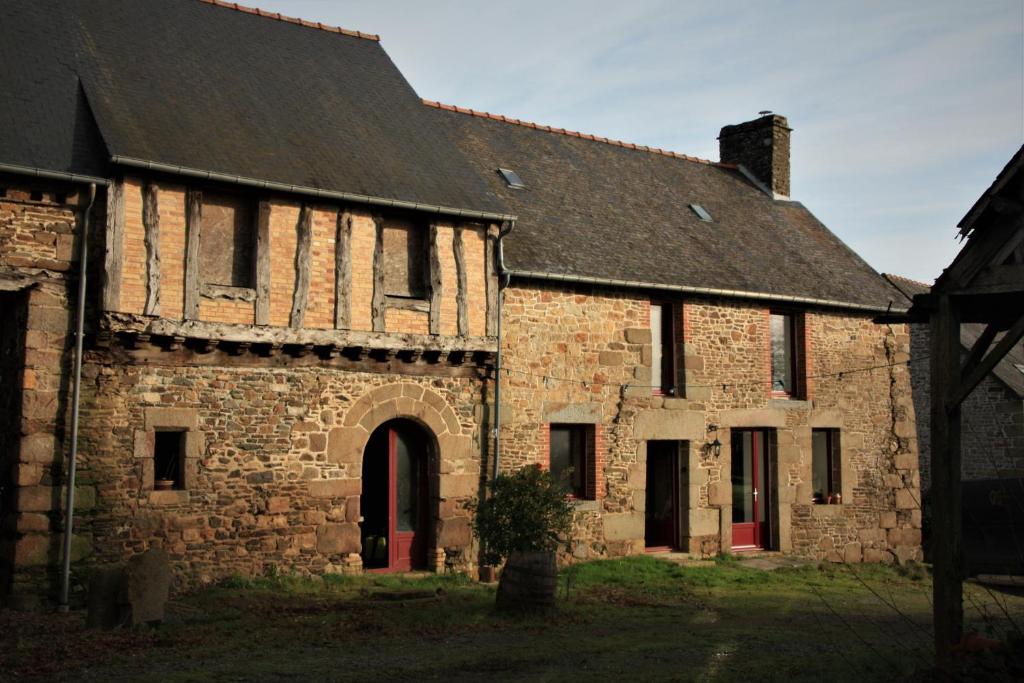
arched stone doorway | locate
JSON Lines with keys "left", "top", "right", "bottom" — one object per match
{"left": 361, "top": 419, "right": 434, "bottom": 572}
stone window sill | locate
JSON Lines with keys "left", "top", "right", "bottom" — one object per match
{"left": 149, "top": 490, "right": 190, "bottom": 506}
{"left": 571, "top": 499, "right": 600, "bottom": 512}
{"left": 768, "top": 399, "right": 812, "bottom": 410}
{"left": 810, "top": 503, "right": 846, "bottom": 517}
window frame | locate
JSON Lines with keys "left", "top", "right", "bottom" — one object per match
{"left": 811, "top": 428, "right": 842, "bottom": 504}
{"left": 650, "top": 301, "right": 678, "bottom": 396}
{"left": 197, "top": 188, "right": 257, "bottom": 291}
{"left": 548, "top": 423, "right": 596, "bottom": 500}
{"left": 769, "top": 310, "right": 805, "bottom": 399}
{"left": 382, "top": 217, "right": 430, "bottom": 301}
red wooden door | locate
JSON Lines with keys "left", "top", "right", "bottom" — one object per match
{"left": 731, "top": 429, "right": 770, "bottom": 550}
{"left": 388, "top": 424, "right": 427, "bottom": 571}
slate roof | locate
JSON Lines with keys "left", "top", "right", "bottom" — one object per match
{"left": 426, "top": 101, "right": 904, "bottom": 311}
{"left": 0, "top": 0, "right": 505, "bottom": 218}
{"left": 884, "top": 274, "right": 1024, "bottom": 399}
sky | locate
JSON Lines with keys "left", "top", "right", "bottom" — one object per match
{"left": 255, "top": 0, "right": 1023, "bottom": 283}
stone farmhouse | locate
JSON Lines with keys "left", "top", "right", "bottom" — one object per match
{"left": 0, "top": 0, "right": 921, "bottom": 603}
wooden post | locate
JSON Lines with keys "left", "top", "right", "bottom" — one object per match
{"left": 254, "top": 199, "right": 271, "bottom": 326}
{"left": 428, "top": 223, "right": 442, "bottom": 335}
{"left": 334, "top": 210, "right": 352, "bottom": 330}
{"left": 142, "top": 182, "right": 161, "bottom": 316}
{"left": 289, "top": 205, "right": 312, "bottom": 329}
{"left": 101, "top": 179, "right": 125, "bottom": 312}
{"left": 454, "top": 226, "right": 468, "bottom": 336}
{"left": 371, "top": 216, "right": 386, "bottom": 332}
{"left": 183, "top": 190, "right": 202, "bottom": 320}
{"left": 930, "top": 292, "right": 963, "bottom": 665}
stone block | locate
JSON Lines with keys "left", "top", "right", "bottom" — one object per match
{"left": 685, "top": 385, "right": 712, "bottom": 401}
{"left": 144, "top": 407, "right": 198, "bottom": 430}
{"left": 879, "top": 511, "right": 897, "bottom": 528}
{"left": 895, "top": 489, "right": 918, "bottom": 510}
{"left": 88, "top": 548, "right": 172, "bottom": 629}
{"left": 690, "top": 508, "right": 719, "bottom": 536}
{"left": 894, "top": 454, "right": 918, "bottom": 471}
{"left": 14, "top": 533, "right": 53, "bottom": 566}
{"left": 603, "top": 512, "right": 643, "bottom": 541}
{"left": 598, "top": 351, "right": 623, "bottom": 366}
{"left": 134, "top": 430, "right": 154, "bottom": 458}
{"left": 15, "top": 513, "right": 50, "bottom": 533}
{"left": 440, "top": 474, "right": 479, "bottom": 499}
{"left": 633, "top": 366, "right": 651, "bottom": 382}
{"left": 13, "top": 463, "right": 42, "bottom": 487}
{"left": 624, "top": 328, "right": 651, "bottom": 344}
{"left": 309, "top": 479, "right": 361, "bottom": 499}
{"left": 843, "top": 542, "right": 863, "bottom": 563}
{"left": 345, "top": 497, "right": 360, "bottom": 523}
{"left": 663, "top": 398, "right": 688, "bottom": 410}
{"left": 708, "top": 482, "right": 730, "bottom": 506}
{"left": 858, "top": 527, "right": 885, "bottom": 544}
{"left": 436, "top": 433, "right": 474, "bottom": 462}
{"left": 795, "top": 482, "right": 813, "bottom": 505}
{"left": 267, "top": 497, "right": 290, "bottom": 514}
{"left": 327, "top": 426, "right": 367, "bottom": 464}
{"left": 634, "top": 410, "right": 704, "bottom": 440}
{"left": 17, "top": 486, "right": 58, "bottom": 512}
{"left": 543, "top": 402, "right": 602, "bottom": 423}
{"left": 317, "top": 523, "right": 360, "bottom": 555}
{"left": 308, "top": 433, "right": 327, "bottom": 452}
{"left": 438, "top": 516, "right": 472, "bottom": 547}
{"left": 19, "top": 433, "right": 56, "bottom": 463}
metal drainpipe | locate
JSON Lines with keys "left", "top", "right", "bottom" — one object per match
{"left": 492, "top": 219, "right": 515, "bottom": 482}
{"left": 59, "top": 183, "right": 97, "bottom": 612}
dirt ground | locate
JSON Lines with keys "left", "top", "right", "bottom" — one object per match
{"left": 2, "top": 556, "right": 1022, "bottom": 682}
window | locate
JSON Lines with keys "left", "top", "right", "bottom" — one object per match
{"left": 200, "top": 191, "right": 255, "bottom": 288}
{"left": 498, "top": 168, "right": 526, "bottom": 189}
{"left": 812, "top": 429, "right": 841, "bottom": 504}
{"left": 770, "top": 311, "right": 803, "bottom": 397}
{"left": 549, "top": 424, "right": 595, "bottom": 499}
{"left": 383, "top": 219, "right": 428, "bottom": 299}
{"left": 689, "top": 203, "right": 712, "bottom": 222}
{"left": 154, "top": 431, "right": 185, "bottom": 490}
{"left": 650, "top": 302, "right": 676, "bottom": 395}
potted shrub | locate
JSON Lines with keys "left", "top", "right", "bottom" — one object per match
{"left": 468, "top": 465, "right": 574, "bottom": 612}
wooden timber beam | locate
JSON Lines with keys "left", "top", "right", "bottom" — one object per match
{"left": 142, "top": 182, "right": 161, "bottom": 316}
{"left": 371, "top": 215, "right": 386, "bottom": 332}
{"left": 254, "top": 199, "right": 271, "bottom": 325}
{"left": 289, "top": 205, "right": 312, "bottom": 328}
{"left": 334, "top": 210, "right": 352, "bottom": 330}
{"left": 428, "top": 223, "right": 442, "bottom": 335}
{"left": 183, "top": 190, "right": 202, "bottom": 320}
{"left": 102, "top": 180, "right": 125, "bottom": 311}
{"left": 454, "top": 226, "right": 468, "bottom": 336}
{"left": 950, "top": 311, "right": 1024, "bottom": 410}
{"left": 930, "top": 293, "right": 963, "bottom": 666}
{"left": 950, "top": 215, "right": 1024, "bottom": 287}
{"left": 950, "top": 263, "right": 1024, "bottom": 296}
{"left": 485, "top": 224, "right": 499, "bottom": 336}
{"left": 959, "top": 323, "right": 997, "bottom": 378}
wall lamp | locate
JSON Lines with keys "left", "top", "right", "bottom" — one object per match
{"left": 706, "top": 424, "right": 722, "bottom": 457}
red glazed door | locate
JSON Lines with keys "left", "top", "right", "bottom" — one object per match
{"left": 731, "top": 429, "right": 770, "bottom": 550}
{"left": 390, "top": 424, "right": 427, "bottom": 571}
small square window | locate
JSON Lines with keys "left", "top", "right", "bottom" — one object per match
{"left": 812, "top": 429, "right": 841, "bottom": 504}
{"left": 154, "top": 431, "right": 185, "bottom": 490}
{"left": 549, "top": 424, "right": 595, "bottom": 499}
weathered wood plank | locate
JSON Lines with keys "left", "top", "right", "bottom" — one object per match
{"left": 485, "top": 223, "right": 499, "bottom": 336}
{"left": 290, "top": 205, "right": 312, "bottom": 329}
{"left": 183, "top": 190, "right": 203, "bottom": 320}
{"left": 142, "top": 182, "right": 161, "bottom": 316}
{"left": 371, "top": 215, "right": 386, "bottom": 332}
{"left": 930, "top": 293, "right": 963, "bottom": 667}
{"left": 428, "top": 223, "right": 442, "bottom": 335}
{"left": 951, "top": 312, "right": 1024, "bottom": 409}
{"left": 254, "top": 199, "right": 271, "bottom": 325}
{"left": 334, "top": 210, "right": 352, "bottom": 329}
{"left": 454, "top": 226, "right": 468, "bottom": 336}
{"left": 102, "top": 180, "right": 125, "bottom": 312}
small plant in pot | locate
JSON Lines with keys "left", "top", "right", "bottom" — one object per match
{"left": 468, "top": 465, "right": 573, "bottom": 613}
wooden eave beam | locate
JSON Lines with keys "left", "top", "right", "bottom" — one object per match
{"left": 959, "top": 323, "right": 997, "bottom": 378}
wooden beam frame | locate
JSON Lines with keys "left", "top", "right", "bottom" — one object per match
{"left": 289, "top": 205, "right": 312, "bottom": 328}
{"left": 142, "top": 182, "right": 161, "bottom": 316}
{"left": 102, "top": 179, "right": 125, "bottom": 312}
{"left": 254, "top": 199, "right": 271, "bottom": 325}
{"left": 183, "top": 189, "right": 202, "bottom": 320}
{"left": 334, "top": 210, "right": 352, "bottom": 330}
{"left": 950, "top": 311, "right": 1024, "bottom": 409}
{"left": 485, "top": 224, "right": 498, "bottom": 336}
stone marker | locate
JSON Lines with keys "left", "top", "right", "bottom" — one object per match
{"left": 86, "top": 548, "right": 172, "bottom": 629}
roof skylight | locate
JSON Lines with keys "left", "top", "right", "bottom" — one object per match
{"left": 498, "top": 168, "right": 526, "bottom": 189}
{"left": 689, "top": 203, "right": 712, "bottom": 222}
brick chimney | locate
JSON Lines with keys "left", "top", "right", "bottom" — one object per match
{"left": 718, "top": 113, "right": 792, "bottom": 198}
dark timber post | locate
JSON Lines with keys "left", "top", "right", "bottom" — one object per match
{"left": 930, "top": 292, "right": 962, "bottom": 664}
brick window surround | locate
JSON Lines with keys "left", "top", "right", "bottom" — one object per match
{"left": 545, "top": 423, "right": 605, "bottom": 500}
{"left": 134, "top": 408, "right": 204, "bottom": 504}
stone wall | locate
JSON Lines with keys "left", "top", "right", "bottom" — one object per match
{"left": 500, "top": 281, "right": 922, "bottom": 564}
{"left": 908, "top": 323, "right": 1024, "bottom": 490}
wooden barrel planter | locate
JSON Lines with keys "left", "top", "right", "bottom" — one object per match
{"left": 496, "top": 550, "right": 558, "bottom": 613}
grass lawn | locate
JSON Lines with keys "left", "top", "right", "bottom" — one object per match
{"left": 2, "top": 556, "right": 1022, "bottom": 682}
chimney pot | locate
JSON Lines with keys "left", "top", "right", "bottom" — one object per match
{"left": 718, "top": 114, "right": 792, "bottom": 198}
